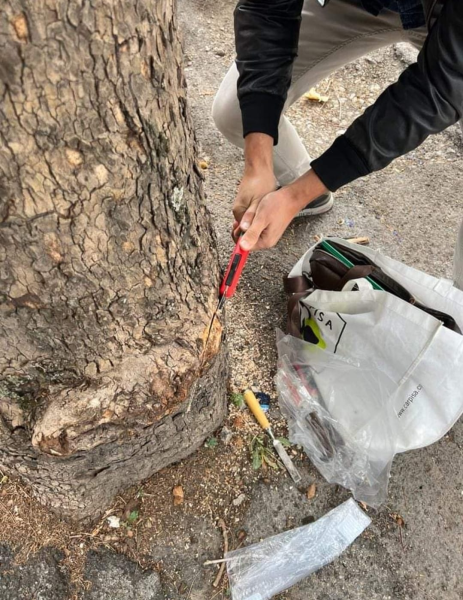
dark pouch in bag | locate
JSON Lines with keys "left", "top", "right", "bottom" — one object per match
{"left": 284, "top": 241, "right": 461, "bottom": 335}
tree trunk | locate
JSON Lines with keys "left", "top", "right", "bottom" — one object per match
{"left": 0, "top": 0, "right": 227, "bottom": 522}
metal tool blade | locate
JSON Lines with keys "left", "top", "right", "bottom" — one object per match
{"left": 273, "top": 439, "right": 302, "bottom": 484}
{"left": 204, "top": 294, "right": 226, "bottom": 352}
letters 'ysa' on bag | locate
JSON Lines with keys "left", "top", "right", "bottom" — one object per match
{"left": 278, "top": 238, "right": 463, "bottom": 507}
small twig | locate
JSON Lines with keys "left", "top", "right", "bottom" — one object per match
{"left": 210, "top": 587, "right": 228, "bottom": 600}
{"left": 345, "top": 236, "right": 370, "bottom": 245}
{"left": 322, "top": 79, "right": 333, "bottom": 110}
{"left": 213, "top": 518, "right": 229, "bottom": 588}
{"left": 324, "top": 78, "right": 333, "bottom": 94}
{"left": 204, "top": 558, "right": 228, "bottom": 566}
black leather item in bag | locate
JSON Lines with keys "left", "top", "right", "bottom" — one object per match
{"left": 284, "top": 241, "right": 461, "bottom": 335}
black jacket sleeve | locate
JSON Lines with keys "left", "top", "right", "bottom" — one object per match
{"left": 234, "top": 0, "right": 304, "bottom": 145}
{"left": 311, "top": 0, "right": 463, "bottom": 191}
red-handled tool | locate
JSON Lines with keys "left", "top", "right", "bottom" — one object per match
{"left": 204, "top": 236, "right": 250, "bottom": 350}
{"left": 219, "top": 239, "right": 249, "bottom": 301}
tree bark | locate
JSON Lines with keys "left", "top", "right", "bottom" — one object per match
{"left": 0, "top": 0, "right": 227, "bottom": 522}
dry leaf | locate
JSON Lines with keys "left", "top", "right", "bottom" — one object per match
{"left": 359, "top": 501, "right": 368, "bottom": 511}
{"left": 390, "top": 512, "right": 405, "bottom": 527}
{"left": 304, "top": 88, "right": 329, "bottom": 103}
{"left": 233, "top": 436, "right": 244, "bottom": 449}
{"left": 233, "top": 415, "right": 245, "bottom": 429}
{"left": 173, "top": 485, "right": 184, "bottom": 506}
{"left": 306, "top": 483, "right": 317, "bottom": 500}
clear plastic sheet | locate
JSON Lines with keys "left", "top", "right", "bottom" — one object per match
{"left": 226, "top": 498, "right": 370, "bottom": 600}
{"left": 276, "top": 333, "right": 396, "bottom": 507}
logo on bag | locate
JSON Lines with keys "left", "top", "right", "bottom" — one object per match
{"left": 397, "top": 384, "right": 423, "bottom": 419}
{"left": 300, "top": 304, "right": 346, "bottom": 353}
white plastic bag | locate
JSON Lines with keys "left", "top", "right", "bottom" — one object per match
{"left": 279, "top": 238, "right": 463, "bottom": 506}
{"left": 226, "top": 498, "right": 370, "bottom": 600}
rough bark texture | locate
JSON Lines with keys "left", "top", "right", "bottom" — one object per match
{"left": 0, "top": 0, "right": 227, "bottom": 522}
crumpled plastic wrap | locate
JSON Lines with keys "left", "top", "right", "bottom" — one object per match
{"left": 277, "top": 333, "right": 395, "bottom": 507}
{"left": 226, "top": 498, "right": 370, "bottom": 600}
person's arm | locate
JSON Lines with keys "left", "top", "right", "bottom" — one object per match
{"left": 232, "top": 0, "right": 304, "bottom": 232}
{"left": 241, "top": 0, "right": 463, "bottom": 252}
{"left": 311, "top": 0, "right": 463, "bottom": 191}
{"left": 235, "top": 0, "right": 304, "bottom": 145}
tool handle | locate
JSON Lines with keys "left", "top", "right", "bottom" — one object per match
{"left": 244, "top": 389, "right": 270, "bottom": 431}
{"left": 219, "top": 238, "right": 249, "bottom": 299}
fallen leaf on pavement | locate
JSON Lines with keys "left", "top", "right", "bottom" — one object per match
{"left": 390, "top": 512, "right": 405, "bottom": 527}
{"left": 306, "top": 483, "right": 317, "bottom": 500}
{"left": 304, "top": 88, "right": 329, "bottom": 103}
{"left": 173, "top": 485, "right": 184, "bottom": 506}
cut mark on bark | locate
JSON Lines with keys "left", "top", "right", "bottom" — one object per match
{"left": 201, "top": 314, "right": 223, "bottom": 360}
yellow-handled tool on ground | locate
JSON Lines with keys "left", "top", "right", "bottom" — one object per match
{"left": 244, "top": 389, "right": 302, "bottom": 484}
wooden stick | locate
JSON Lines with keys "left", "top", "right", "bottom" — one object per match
{"left": 212, "top": 518, "right": 229, "bottom": 588}
{"left": 344, "top": 236, "right": 370, "bottom": 245}
{"left": 314, "top": 235, "right": 370, "bottom": 246}
{"left": 204, "top": 558, "right": 227, "bottom": 566}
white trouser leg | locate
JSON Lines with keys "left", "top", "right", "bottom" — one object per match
{"left": 213, "top": 0, "right": 411, "bottom": 185}
{"left": 212, "top": 64, "right": 313, "bottom": 185}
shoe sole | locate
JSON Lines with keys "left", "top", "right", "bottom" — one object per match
{"left": 296, "top": 192, "right": 334, "bottom": 217}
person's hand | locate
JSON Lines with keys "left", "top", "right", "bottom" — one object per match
{"left": 239, "top": 169, "right": 328, "bottom": 251}
{"left": 232, "top": 133, "right": 276, "bottom": 240}
{"left": 238, "top": 187, "right": 299, "bottom": 251}
{"left": 232, "top": 169, "right": 277, "bottom": 240}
